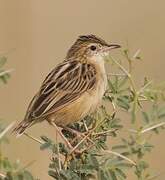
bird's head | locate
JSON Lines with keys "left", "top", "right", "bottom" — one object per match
{"left": 66, "top": 34, "right": 121, "bottom": 62}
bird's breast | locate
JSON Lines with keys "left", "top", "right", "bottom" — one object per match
{"left": 86, "top": 63, "right": 107, "bottom": 114}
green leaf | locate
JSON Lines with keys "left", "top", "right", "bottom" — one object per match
{"left": 89, "top": 155, "right": 99, "bottom": 170}
{"left": 115, "top": 168, "right": 127, "bottom": 179}
{"left": 117, "top": 96, "right": 130, "bottom": 110}
{"left": 23, "top": 170, "right": 35, "bottom": 180}
{"left": 108, "top": 79, "right": 117, "bottom": 94}
{"left": 40, "top": 135, "right": 50, "bottom": 142}
{"left": 109, "top": 170, "right": 117, "bottom": 180}
{"left": 98, "top": 169, "right": 108, "bottom": 180}
{"left": 112, "top": 145, "right": 127, "bottom": 151}
{"left": 0, "top": 56, "right": 7, "bottom": 67}
{"left": 118, "top": 77, "right": 128, "bottom": 89}
{"left": 48, "top": 170, "right": 59, "bottom": 179}
{"left": 40, "top": 142, "right": 52, "bottom": 150}
{"left": 142, "top": 111, "right": 150, "bottom": 124}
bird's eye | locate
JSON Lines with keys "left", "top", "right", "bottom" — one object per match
{"left": 90, "top": 45, "right": 97, "bottom": 51}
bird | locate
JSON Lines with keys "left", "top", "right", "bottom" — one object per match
{"left": 13, "top": 34, "right": 120, "bottom": 147}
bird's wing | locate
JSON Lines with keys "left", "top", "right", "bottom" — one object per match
{"left": 25, "top": 60, "right": 97, "bottom": 120}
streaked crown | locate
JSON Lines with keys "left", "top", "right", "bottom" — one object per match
{"left": 66, "top": 34, "right": 120, "bottom": 61}
{"left": 76, "top": 34, "right": 109, "bottom": 46}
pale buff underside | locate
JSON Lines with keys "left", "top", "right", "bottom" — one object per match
{"left": 47, "top": 57, "right": 107, "bottom": 126}
{"left": 47, "top": 87, "right": 100, "bottom": 126}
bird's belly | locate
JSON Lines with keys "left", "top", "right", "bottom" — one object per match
{"left": 48, "top": 80, "right": 106, "bottom": 126}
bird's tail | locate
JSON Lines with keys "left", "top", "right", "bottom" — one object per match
{"left": 12, "top": 120, "right": 33, "bottom": 137}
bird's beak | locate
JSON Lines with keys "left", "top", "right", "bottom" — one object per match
{"left": 101, "top": 44, "right": 121, "bottom": 54}
{"left": 106, "top": 44, "right": 121, "bottom": 50}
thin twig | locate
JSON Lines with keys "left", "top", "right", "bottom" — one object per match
{"left": 69, "top": 110, "right": 116, "bottom": 154}
{"left": 109, "top": 56, "right": 130, "bottom": 77}
{"left": 51, "top": 122, "right": 73, "bottom": 149}
{"left": 24, "top": 133, "right": 44, "bottom": 144}
{"left": 141, "top": 122, "right": 165, "bottom": 134}
{"left": 127, "top": 129, "right": 138, "bottom": 133}
{"left": 83, "top": 119, "right": 88, "bottom": 132}
{"left": 103, "top": 150, "right": 136, "bottom": 165}
{"left": 0, "top": 69, "right": 14, "bottom": 77}
{"left": 147, "top": 172, "right": 165, "bottom": 180}
{"left": 62, "top": 126, "right": 95, "bottom": 145}
{"left": 0, "top": 172, "right": 6, "bottom": 178}
{"left": 0, "top": 121, "right": 15, "bottom": 139}
{"left": 137, "top": 80, "right": 153, "bottom": 94}
{"left": 107, "top": 73, "right": 127, "bottom": 77}
{"left": 138, "top": 98, "right": 148, "bottom": 101}
{"left": 111, "top": 101, "right": 116, "bottom": 113}
{"left": 69, "top": 131, "right": 92, "bottom": 154}
{"left": 109, "top": 55, "right": 136, "bottom": 92}
{"left": 17, "top": 160, "right": 36, "bottom": 172}
{"left": 132, "top": 49, "right": 141, "bottom": 59}
{"left": 69, "top": 112, "right": 116, "bottom": 154}
{"left": 93, "top": 129, "right": 116, "bottom": 136}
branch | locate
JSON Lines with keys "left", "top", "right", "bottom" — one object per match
{"left": 0, "top": 172, "right": 6, "bottom": 178}
{"left": 0, "top": 69, "right": 14, "bottom": 77}
{"left": 108, "top": 55, "right": 137, "bottom": 92}
{"left": 141, "top": 122, "right": 165, "bottom": 134}
{"left": 103, "top": 150, "right": 136, "bottom": 166}
{"left": 24, "top": 133, "right": 44, "bottom": 145}
{"left": 0, "top": 121, "right": 15, "bottom": 139}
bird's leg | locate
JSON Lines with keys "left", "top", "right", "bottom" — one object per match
{"left": 69, "top": 130, "right": 94, "bottom": 154}
{"left": 62, "top": 118, "right": 90, "bottom": 138}
{"left": 49, "top": 122, "right": 90, "bottom": 155}
{"left": 61, "top": 126, "right": 96, "bottom": 155}
{"left": 62, "top": 126, "right": 93, "bottom": 145}
{"left": 61, "top": 126, "right": 85, "bottom": 145}
{"left": 50, "top": 122, "right": 73, "bottom": 149}
{"left": 62, "top": 126, "right": 83, "bottom": 137}
{"left": 83, "top": 119, "right": 89, "bottom": 132}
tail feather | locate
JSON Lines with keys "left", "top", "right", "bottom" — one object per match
{"left": 12, "top": 120, "right": 33, "bottom": 137}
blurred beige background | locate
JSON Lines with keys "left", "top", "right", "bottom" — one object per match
{"left": 0, "top": 0, "right": 165, "bottom": 179}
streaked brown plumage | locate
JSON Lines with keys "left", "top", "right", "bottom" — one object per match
{"left": 13, "top": 34, "right": 120, "bottom": 136}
